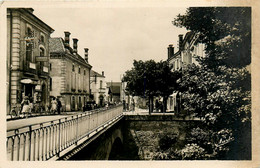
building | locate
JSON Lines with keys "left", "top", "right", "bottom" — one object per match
{"left": 49, "top": 32, "right": 92, "bottom": 111}
{"left": 167, "top": 31, "right": 206, "bottom": 111}
{"left": 106, "top": 82, "right": 122, "bottom": 104}
{"left": 7, "top": 8, "right": 54, "bottom": 114}
{"left": 90, "top": 70, "right": 106, "bottom": 106}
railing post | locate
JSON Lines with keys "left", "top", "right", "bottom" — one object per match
{"left": 57, "top": 119, "right": 61, "bottom": 157}
{"left": 76, "top": 115, "right": 78, "bottom": 145}
{"left": 28, "top": 125, "right": 32, "bottom": 161}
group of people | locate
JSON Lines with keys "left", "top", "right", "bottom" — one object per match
{"left": 123, "top": 99, "right": 135, "bottom": 112}
{"left": 17, "top": 96, "right": 62, "bottom": 118}
{"left": 50, "top": 97, "right": 62, "bottom": 114}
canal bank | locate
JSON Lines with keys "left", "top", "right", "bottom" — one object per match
{"left": 68, "top": 114, "right": 202, "bottom": 160}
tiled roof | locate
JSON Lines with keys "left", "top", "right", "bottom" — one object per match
{"left": 49, "top": 38, "right": 65, "bottom": 53}
{"left": 90, "top": 70, "right": 104, "bottom": 77}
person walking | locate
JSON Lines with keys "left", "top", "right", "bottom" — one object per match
{"left": 51, "top": 97, "right": 57, "bottom": 114}
{"left": 57, "top": 98, "right": 62, "bottom": 115}
{"left": 21, "top": 96, "right": 30, "bottom": 118}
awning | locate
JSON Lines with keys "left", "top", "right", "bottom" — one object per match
{"left": 20, "top": 79, "right": 37, "bottom": 85}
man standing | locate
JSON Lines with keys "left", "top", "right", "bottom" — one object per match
{"left": 57, "top": 98, "right": 62, "bottom": 115}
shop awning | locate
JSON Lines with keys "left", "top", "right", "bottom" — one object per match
{"left": 20, "top": 79, "right": 37, "bottom": 85}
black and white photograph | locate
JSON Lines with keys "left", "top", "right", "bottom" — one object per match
{"left": 1, "top": 0, "right": 259, "bottom": 167}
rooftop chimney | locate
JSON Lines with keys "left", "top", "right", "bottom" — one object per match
{"left": 168, "top": 44, "right": 174, "bottom": 59}
{"left": 102, "top": 71, "right": 104, "bottom": 76}
{"left": 84, "top": 48, "right": 89, "bottom": 63}
{"left": 64, "top": 31, "right": 71, "bottom": 48}
{"left": 178, "top": 34, "right": 183, "bottom": 50}
{"left": 72, "top": 38, "right": 78, "bottom": 54}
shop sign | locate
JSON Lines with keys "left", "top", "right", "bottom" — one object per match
{"left": 43, "top": 66, "right": 48, "bottom": 73}
{"left": 29, "top": 62, "right": 36, "bottom": 69}
{"left": 36, "top": 56, "right": 48, "bottom": 62}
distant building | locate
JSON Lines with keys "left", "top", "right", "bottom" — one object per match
{"left": 90, "top": 70, "right": 106, "bottom": 106}
{"left": 49, "top": 32, "right": 92, "bottom": 111}
{"left": 7, "top": 8, "right": 54, "bottom": 114}
{"left": 167, "top": 31, "right": 206, "bottom": 112}
{"left": 106, "top": 82, "right": 122, "bottom": 103}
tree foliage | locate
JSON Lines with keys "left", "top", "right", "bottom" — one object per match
{"left": 122, "top": 60, "right": 180, "bottom": 112}
{"left": 153, "top": 7, "right": 252, "bottom": 160}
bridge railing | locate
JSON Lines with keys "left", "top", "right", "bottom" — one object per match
{"left": 6, "top": 104, "right": 123, "bottom": 161}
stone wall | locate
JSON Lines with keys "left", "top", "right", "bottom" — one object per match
{"left": 123, "top": 115, "right": 202, "bottom": 160}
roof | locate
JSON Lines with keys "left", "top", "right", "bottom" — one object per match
{"left": 49, "top": 38, "right": 65, "bottom": 53}
{"left": 49, "top": 37, "right": 92, "bottom": 68}
{"left": 8, "top": 8, "right": 54, "bottom": 33}
{"left": 109, "top": 85, "right": 121, "bottom": 94}
{"left": 106, "top": 82, "right": 121, "bottom": 87}
{"left": 90, "top": 70, "right": 105, "bottom": 77}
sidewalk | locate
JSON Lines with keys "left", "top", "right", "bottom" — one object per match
{"left": 7, "top": 112, "right": 84, "bottom": 131}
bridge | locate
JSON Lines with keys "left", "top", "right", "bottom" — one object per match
{"left": 7, "top": 105, "right": 199, "bottom": 161}
{"left": 6, "top": 105, "right": 123, "bottom": 161}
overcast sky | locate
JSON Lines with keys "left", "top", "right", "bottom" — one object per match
{"left": 33, "top": 7, "right": 188, "bottom": 82}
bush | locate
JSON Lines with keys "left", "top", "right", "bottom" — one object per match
{"left": 159, "top": 134, "right": 178, "bottom": 150}
{"left": 179, "top": 143, "right": 206, "bottom": 160}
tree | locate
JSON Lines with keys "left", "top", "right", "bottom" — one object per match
{"left": 171, "top": 7, "right": 251, "bottom": 159}
{"left": 122, "top": 60, "right": 179, "bottom": 113}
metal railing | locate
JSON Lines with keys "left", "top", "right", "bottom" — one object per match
{"left": 6, "top": 105, "right": 123, "bottom": 161}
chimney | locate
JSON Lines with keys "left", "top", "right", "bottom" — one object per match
{"left": 167, "top": 44, "right": 174, "bottom": 59}
{"left": 178, "top": 34, "right": 183, "bottom": 50}
{"left": 102, "top": 71, "right": 104, "bottom": 76}
{"left": 72, "top": 38, "right": 78, "bottom": 54}
{"left": 64, "top": 31, "right": 71, "bottom": 48}
{"left": 84, "top": 48, "right": 89, "bottom": 62}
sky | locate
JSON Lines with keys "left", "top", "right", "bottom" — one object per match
{"left": 33, "top": 7, "right": 188, "bottom": 82}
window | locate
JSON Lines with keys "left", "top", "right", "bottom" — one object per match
{"left": 100, "top": 80, "right": 103, "bottom": 89}
{"left": 49, "top": 63, "right": 52, "bottom": 71}
{"left": 50, "top": 78, "right": 52, "bottom": 91}
{"left": 27, "top": 27, "right": 33, "bottom": 37}
{"left": 40, "top": 35, "right": 45, "bottom": 43}
{"left": 26, "top": 27, "right": 33, "bottom": 62}
{"left": 84, "top": 69, "right": 86, "bottom": 75}
{"left": 72, "top": 64, "right": 75, "bottom": 71}
{"left": 78, "top": 66, "right": 81, "bottom": 74}
{"left": 40, "top": 47, "right": 45, "bottom": 57}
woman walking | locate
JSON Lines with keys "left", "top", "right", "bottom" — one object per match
{"left": 51, "top": 97, "right": 57, "bottom": 114}
{"left": 21, "top": 96, "right": 30, "bottom": 118}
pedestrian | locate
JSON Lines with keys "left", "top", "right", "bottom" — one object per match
{"left": 155, "top": 99, "right": 159, "bottom": 112}
{"left": 51, "top": 97, "right": 57, "bottom": 114}
{"left": 132, "top": 100, "right": 135, "bottom": 112}
{"left": 57, "top": 98, "right": 62, "bottom": 115}
{"left": 21, "top": 96, "right": 30, "bottom": 118}
{"left": 123, "top": 100, "right": 126, "bottom": 111}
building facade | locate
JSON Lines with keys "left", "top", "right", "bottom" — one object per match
{"left": 90, "top": 70, "right": 106, "bottom": 106}
{"left": 106, "top": 82, "right": 122, "bottom": 104}
{"left": 49, "top": 32, "right": 92, "bottom": 111}
{"left": 167, "top": 31, "right": 206, "bottom": 111}
{"left": 7, "top": 8, "right": 54, "bottom": 114}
